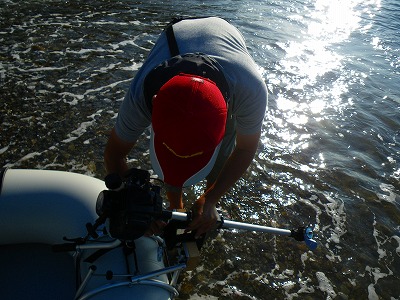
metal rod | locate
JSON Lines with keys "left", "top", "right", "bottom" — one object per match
{"left": 75, "top": 265, "right": 96, "bottom": 300}
{"left": 221, "top": 220, "right": 292, "bottom": 236}
{"left": 170, "top": 269, "right": 182, "bottom": 286}
{"left": 171, "top": 211, "right": 188, "bottom": 222}
{"left": 171, "top": 211, "right": 292, "bottom": 236}
{"left": 77, "top": 239, "right": 121, "bottom": 250}
{"left": 130, "top": 263, "right": 187, "bottom": 283}
{"left": 77, "top": 280, "right": 180, "bottom": 300}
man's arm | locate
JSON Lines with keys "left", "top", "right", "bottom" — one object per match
{"left": 104, "top": 127, "right": 185, "bottom": 210}
{"left": 104, "top": 127, "right": 136, "bottom": 177}
{"left": 186, "top": 131, "right": 261, "bottom": 237}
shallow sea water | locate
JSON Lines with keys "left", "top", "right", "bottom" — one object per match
{"left": 1, "top": 0, "right": 399, "bottom": 299}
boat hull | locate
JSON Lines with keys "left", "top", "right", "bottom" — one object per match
{"left": 0, "top": 169, "right": 174, "bottom": 300}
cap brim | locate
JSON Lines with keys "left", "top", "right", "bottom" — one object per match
{"left": 150, "top": 128, "right": 221, "bottom": 187}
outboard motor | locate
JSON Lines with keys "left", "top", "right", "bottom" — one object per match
{"left": 94, "top": 168, "right": 165, "bottom": 240}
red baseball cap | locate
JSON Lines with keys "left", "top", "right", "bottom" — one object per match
{"left": 150, "top": 73, "right": 227, "bottom": 187}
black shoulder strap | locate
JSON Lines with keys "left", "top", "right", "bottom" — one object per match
{"left": 0, "top": 167, "right": 7, "bottom": 195}
{"left": 164, "top": 17, "right": 213, "bottom": 57}
{"left": 145, "top": 17, "right": 231, "bottom": 112}
{"left": 144, "top": 53, "right": 230, "bottom": 112}
{"left": 164, "top": 17, "right": 183, "bottom": 57}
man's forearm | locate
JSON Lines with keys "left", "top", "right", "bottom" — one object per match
{"left": 104, "top": 153, "right": 129, "bottom": 176}
{"left": 185, "top": 143, "right": 258, "bottom": 237}
{"left": 206, "top": 146, "right": 257, "bottom": 203}
{"left": 205, "top": 132, "right": 261, "bottom": 203}
{"left": 104, "top": 128, "right": 135, "bottom": 177}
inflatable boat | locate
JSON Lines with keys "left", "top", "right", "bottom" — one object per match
{"left": 0, "top": 168, "right": 189, "bottom": 300}
{"left": 0, "top": 168, "right": 317, "bottom": 300}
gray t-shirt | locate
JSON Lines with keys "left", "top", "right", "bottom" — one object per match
{"left": 115, "top": 17, "right": 267, "bottom": 143}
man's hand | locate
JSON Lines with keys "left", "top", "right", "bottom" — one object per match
{"left": 104, "top": 128, "right": 135, "bottom": 177}
{"left": 185, "top": 194, "right": 219, "bottom": 239}
{"left": 145, "top": 219, "right": 167, "bottom": 237}
{"left": 184, "top": 131, "right": 260, "bottom": 238}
